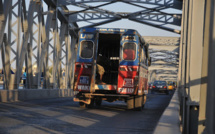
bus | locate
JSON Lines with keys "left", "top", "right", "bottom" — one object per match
{"left": 73, "top": 28, "right": 151, "bottom": 110}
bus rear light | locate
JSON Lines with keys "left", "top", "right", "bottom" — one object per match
{"left": 152, "top": 86, "right": 156, "bottom": 88}
{"left": 76, "top": 64, "right": 82, "bottom": 68}
{"left": 119, "top": 67, "right": 126, "bottom": 71}
{"left": 164, "top": 86, "right": 167, "bottom": 88}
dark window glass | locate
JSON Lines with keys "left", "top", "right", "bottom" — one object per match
{"left": 80, "top": 41, "right": 94, "bottom": 58}
{"left": 123, "top": 42, "right": 136, "bottom": 60}
{"left": 154, "top": 81, "right": 167, "bottom": 85}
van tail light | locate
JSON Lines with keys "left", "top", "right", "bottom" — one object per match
{"left": 152, "top": 86, "right": 156, "bottom": 88}
{"left": 164, "top": 86, "right": 167, "bottom": 88}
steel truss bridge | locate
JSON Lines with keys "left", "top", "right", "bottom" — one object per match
{"left": 0, "top": 0, "right": 215, "bottom": 133}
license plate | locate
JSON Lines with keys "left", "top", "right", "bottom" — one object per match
{"left": 79, "top": 76, "right": 89, "bottom": 84}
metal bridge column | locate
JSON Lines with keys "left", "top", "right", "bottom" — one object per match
{"left": 39, "top": 6, "right": 54, "bottom": 89}
{"left": 58, "top": 23, "right": 68, "bottom": 89}
{"left": 178, "top": 0, "right": 189, "bottom": 132}
{"left": 68, "top": 34, "right": 78, "bottom": 89}
{"left": 179, "top": 0, "right": 206, "bottom": 133}
{"left": 65, "top": 26, "right": 70, "bottom": 89}
{"left": 198, "top": 0, "right": 215, "bottom": 133}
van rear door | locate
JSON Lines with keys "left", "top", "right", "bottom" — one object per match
{"left": 117, "top": 33, "right": 139, "bottom": 95}
{"left": 74, "top": 31, "right": 98, "bottom": 93}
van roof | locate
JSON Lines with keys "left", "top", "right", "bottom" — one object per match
{"left": 80, "top": 27, "right": 139, "bottom": 34}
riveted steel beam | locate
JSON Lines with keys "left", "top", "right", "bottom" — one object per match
{"left": 16, "top": 0, "right": 37, "bottom": 88}
{"left": 58, "top": 0, "right": 182, "bottom": 10}
{"left": 129, "top": 13, "right": 181, "bottom": 26}
{"left": 129, "top": 17, "right": 181, "bottom": 34}
{"left": 0, "top": 0, "right": 12, "bottom": 52}
{"left": 1, "top": 34, "right": 11, "bottom": 90}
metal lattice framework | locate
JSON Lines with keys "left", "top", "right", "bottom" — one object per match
{"left": 0, "top": 0, "right": 182, "bottom": 90}
{"left": 59, "top": 0, "right": 182, "bottom": 33}
{"left": 148, "top": 38, "right": 179, "bottom": 81}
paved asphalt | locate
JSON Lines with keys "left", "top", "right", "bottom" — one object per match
{"left": 0, "top": 90, "right": 174, "bottom": 134}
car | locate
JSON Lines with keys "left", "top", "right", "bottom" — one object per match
{"left": 151, "top": 81, "right": 169, "bottom": 95}
{"left": 167, "top": 82, "right": 175, "bottom": 90}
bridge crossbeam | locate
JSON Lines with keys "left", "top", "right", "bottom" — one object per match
{"left": 58, "top": 0, "right": 182, "bottom": 10}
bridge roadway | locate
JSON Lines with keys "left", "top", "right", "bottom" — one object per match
{"left": 0, "top": 91, "right": 174, "bottom": 134}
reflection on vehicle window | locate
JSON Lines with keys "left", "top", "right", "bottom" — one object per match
{"left": 168, "top": 82, "right": 174, "bottom": 85}
{"left": 80, "top": 41, "right": 94, "bottom": 58}
{"left": 123, "top": 42, "right": 136, "bottom": 60}
{"left": 154, "top": 81, "right": 166, "bottom": 85}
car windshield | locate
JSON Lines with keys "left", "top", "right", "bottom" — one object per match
{"left": 168, "top": 82, "right": 174, "bottom": 85}
{"left": 154, "top": 81, "right": 166, "bottom": 85}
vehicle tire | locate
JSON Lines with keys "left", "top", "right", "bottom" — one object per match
{"left": 142, "top": 95, "right": 147, "bottom": 108}
{"left": 86, "top": 98, "right": 95, "bottom": 108}
{"left": 135, "top": 96, "right": 143, "bottom": 111}
{"left": 127, "top": 96, "right": 134, "bottom": 110}
{"left": 79, "top": 102, "right": 86, "bottom": 108}
{"left": 95, "top": 98, "right": 102, "bottom": 106}
{"left": 166, "top": 91, "right": 169, "bottom": 95}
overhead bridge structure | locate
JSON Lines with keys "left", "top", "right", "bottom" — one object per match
{"left": 0, "top": 0, "right": 215, "bottom": 133}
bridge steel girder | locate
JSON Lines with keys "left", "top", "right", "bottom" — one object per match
{"left": 199, "top": 0, "right": 215, "bottom": 133}
{"left": 0, "top": 0, "right": 79, "bottom": 90}
{"left": 58, "top": 0, "right": 182, "bottom": 10}
{"left": 176, "top": 0, "right": 215, "bottom": 133}
{"left": 59, "top": 0, "right": 182, "bottom": 34}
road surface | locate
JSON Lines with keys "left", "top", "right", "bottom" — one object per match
{"left": 0, "top": 91, "right": 174, "bottom": 134}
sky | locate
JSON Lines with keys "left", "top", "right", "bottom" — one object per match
{"left": 0, "top": 0, "right": 181, "bottom": 69}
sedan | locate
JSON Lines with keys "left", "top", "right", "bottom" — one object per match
{"left": 151, "top": 81, "right": 169, "bottom": 95}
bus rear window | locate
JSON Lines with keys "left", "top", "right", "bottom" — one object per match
{"left": 80, "top": 41, "right": 94, "bottom": 58}
{"left": 123, "top": 42, "right": 136, "bottom": 60}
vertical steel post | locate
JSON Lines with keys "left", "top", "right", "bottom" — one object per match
{"left": 181, "top": 0, "right": 206, "bottom": 133}
{"left": 180, "top": 0, "right": 189, "bottom": 133}
{"left": 39, "top": 5, "right": 54, "bottom": 89}
{"left": 17, "top": 0, "right": 37, "bottom": 90}
{"left": 59, "top": 23, "right": 67, "bottom": 89}
{"left": 15, "top": 0, "right": 22, "bottom": 89}
{"left": 65, "top": 24, "right": 70, "bottom": 89}
{"left": 1, "top": 34, "right": 11, "bottom": 90}
{"left": 205, "top": 0, "right": 215, "bottom": 133}
{"left": 52, "top": 5, "right": 58, "bottom": 88}
{"left": 0, "top": 0, "right": 12, "bottom": 50}
{"left": 37, "top": 2, "right": 42, "bottom": 88}
{"left": 68, "top": 34, "right": 77, "bottom": 89}
{"left": 198, "top": 0, "right": 212, "bottom": 133}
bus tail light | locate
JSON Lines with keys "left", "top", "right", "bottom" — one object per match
{"left": 164, "top": 86, "right": 167, "bottom": 89}
{"left": 152, "top": 86, "right": 156, "bottom": 88}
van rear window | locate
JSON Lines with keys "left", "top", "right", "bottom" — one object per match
{"left": 80, "top": 41, "right": 94, "bottom": 58}
{"left": 123, "top": 42, "right": 136, "bottom": 60}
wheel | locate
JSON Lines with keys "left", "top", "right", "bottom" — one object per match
{"left": 142, "top": 95, "right": 147, "bottom": 108}
{"left": 86, "top": 98, "right": 94, "bottom": 108}
{"left": 79, "top": 102, "right": 86, "bottom": 108}
{"left": 127, "top": 96, "right": 134, "bottom": 110}
{"left": 95, "top": 98, "right": 102, "bottom": 106}
{"left": 135, "top": 96, "right": 143, "bottom": 111}
{"left": 166, "top": 90, "right": 169, "bottom": 95}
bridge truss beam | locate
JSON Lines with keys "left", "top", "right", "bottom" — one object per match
{"left": 58, "top": 0, "right": 182, "bottom": 33}
{"left": 0, "top": 0, "right": 79, "bottom": 90}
